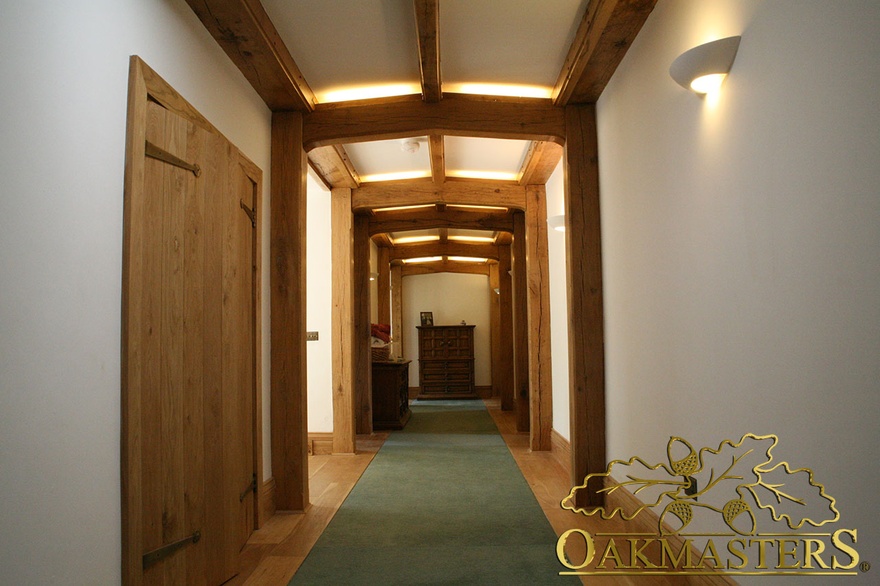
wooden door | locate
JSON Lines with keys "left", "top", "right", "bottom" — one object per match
{"left": 123, "top": 58, "right": 261, "bottom": 586}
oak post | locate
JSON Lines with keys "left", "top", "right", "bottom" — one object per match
{"left": 525, "top": 185, "right": 553, "bottom": 451}
{"left": 489, "top": 264, "right": 501, "bottom": 398}
{"left": 377, "top": 247, "right": 391, "bottom": 325}
{"left": 353, "top": 214, "right": 373, "bottom": 435}
{"left": 391, "top": 265, "right": 404, "bottom": 358}
{"left": 270, "top": 111, "right": 309, "bottom": 511}
{"left": 498, "top": 245, "right": 514, "bottom": 410}
{"left": 511, "top": 212, "right": 530, "bottom": 431}
{"left": 565, "top": 104, "right": 606, "bottom": 508}
{"left": 331, "top": 188, "right": 356, "bottom": 454}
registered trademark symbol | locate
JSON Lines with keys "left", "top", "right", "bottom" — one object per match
{"left": 860, "top": 561, "right": 871, "bottom": 573}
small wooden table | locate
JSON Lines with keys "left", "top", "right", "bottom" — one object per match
{"left": 371, "top": 360, "right": 412, "bottom": 430}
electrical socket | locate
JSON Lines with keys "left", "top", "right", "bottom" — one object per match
{"left": 306, "top": 331, "right": 319, "bottom": 341}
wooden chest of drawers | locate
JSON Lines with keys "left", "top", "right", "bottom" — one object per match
{"left": 417, "top": 325, "right": 476, "bottom": 398}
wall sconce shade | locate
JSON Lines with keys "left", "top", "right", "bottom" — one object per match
{"left": 547, "top": 214, "right": 566, "bottom": 232}
{"left": 369, "top": 272, "right": 378, "bottom": 281}
{"left": 670, "top": 36, "right": 741, "bottom": 94}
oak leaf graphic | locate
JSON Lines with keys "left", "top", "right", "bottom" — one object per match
{"left": 562, "top": 433, "right": 840, "bottom": 535}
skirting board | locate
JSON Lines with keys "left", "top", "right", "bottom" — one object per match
{"left": 308, "top": 432, "right": 334, "bottom": 456}
{"left": 551, "top": 432, "right": 737, "bottom": 585}
{"left": 409, "top": 386, "right": 493, "bottom": 399}
{"left": 259, "top": 477, "right": 275, "bottom": 527}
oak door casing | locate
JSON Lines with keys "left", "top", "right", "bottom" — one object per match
{"left": 123, "top": 57, "right": 261, "bottom": 586}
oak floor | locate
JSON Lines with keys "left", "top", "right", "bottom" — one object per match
{"left": 229, "top": 400, "right": 723, "bottom": 585}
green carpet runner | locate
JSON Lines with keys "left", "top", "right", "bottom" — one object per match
{"left": 289, "top": 400, "right": 577, "bottom": 585}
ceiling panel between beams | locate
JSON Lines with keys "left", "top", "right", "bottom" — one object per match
{"left": 262, "top": 0, "right": 422, "bottom": 102}
{"left": 441, "top": 0, "right": 589, "bottom": 90}
{"left": 445, "top": 137, "right": 530, "bottom": 178}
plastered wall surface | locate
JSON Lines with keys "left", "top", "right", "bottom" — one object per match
{"left": 596, "top": 0, "right": 879, "bottom": 579}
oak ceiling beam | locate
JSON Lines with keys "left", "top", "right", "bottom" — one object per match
{"left": 353, "top": 180, "right": 527, "bottom": 211}
{"left": 428, "top": 135, "right": 445, "bottom": 182}
{"left": 389, "top": 241, "right": 499, "bottom": 262}
{"left": 368, "top": 208, "right": 514, "bottom": 236}
{"left": 308, "top": 145, "right": 360, "bottom": 189}
{"left": 552, "top": 0, "right": 657, "bottom": 105}
{"left": 518, "top": 141, "right": 564, "bottom": 185}
{"left": 371, "top": 233, "right": 394, "bottom": 248}
{"left": 402, "top": 261, "right": 491, "bottom": 277}
{"left": 185, "top": 0, "right": 316, "bottom": 112}
{"left": 303, "top": 94, "right": 565, "bottom": 150}
{"left": 414, "top": 0, "right": 442, "bottom": 103}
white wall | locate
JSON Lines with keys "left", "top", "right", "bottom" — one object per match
{"left": 545, "top": 163, "right": 570, "bottom": 441}
{"left": 306, "top": 173, "right": 333, "bottom": 432}
{"left": 0, "top": 2, "right": 272, "bottom": 583}
{"left": 402, "top": 273, "right": 492, "bottom": 388}
{"left": 595, "top": 0, "right": 879, "bottom": 577}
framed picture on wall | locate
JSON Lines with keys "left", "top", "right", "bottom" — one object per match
{"left": 420, "top": 312, "right": 434, "bottom": 326}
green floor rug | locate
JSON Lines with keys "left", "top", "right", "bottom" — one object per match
{"left": 289, "top": 400, "right": 577, "bottom": 585}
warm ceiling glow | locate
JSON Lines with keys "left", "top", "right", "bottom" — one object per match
{"left": 448, "top": 256, "right": 489, "bottom": 263}
{"left": 360, "top": 170, "right": 431, "bottom": 183}
{"left": 318, "top": 83, "right": 421, "bottom": 103}
{"left": 402, "top": 256, "right": 443, "bottom": 264}
{"left": 448, "top": 235, "right": 495, "bottom": 243}
{"left": 393, "top": 235, "right": 440, "bottom": 245}
{"left": 444, "top": 82, "right": 552, "bottom": 99}
{"left": 690, "top": 73, "right": 727, "bottom": 94}
{"left": 446, "top": 170, "right": 519, "bottom": 181}
{"left": 447, "top": 204, "right": 509, "bottom": 212}
{"left": 373, "top": 204, "right": 434, "bottom": 213}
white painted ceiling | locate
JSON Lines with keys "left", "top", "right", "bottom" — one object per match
{"left": 261, "top": 0, "right": 589, "bottom": 182}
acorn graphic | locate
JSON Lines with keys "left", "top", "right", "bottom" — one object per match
{"left": 660, "top": 500, "right": 693, "bottom": 534}
{"left": 667, "top": 437, "right": 699, "bottom": 476}
{"left": 722, "top": 498, "right": 756, "bottom": 535}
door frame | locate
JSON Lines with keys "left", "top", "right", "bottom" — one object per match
{"left": 120, "top": 55, "right": 264, "bottom": 584}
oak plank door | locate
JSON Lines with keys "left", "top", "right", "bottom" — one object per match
{"left": 125, "top": 94, "right": 257, "bottom": 584}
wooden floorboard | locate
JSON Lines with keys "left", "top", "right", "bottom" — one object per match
{"left": 229, "top": 433, "right": 388, "bottom": 585}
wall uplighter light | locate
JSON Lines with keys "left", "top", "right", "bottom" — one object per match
{"left": 547, "top": 214, "right": 566, "bottom": 232}
{"left": 669, "top": 36, "right": 741, "bottom": 95}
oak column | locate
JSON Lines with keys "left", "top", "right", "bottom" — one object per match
{"left": 331, "top": 188, "right": 356, "bottom": 454}
{"left": 353, "top": 214, "right": 373, "bottom": 435}
{"left": 390, "top": 265, "right": 404, "bottom": 359}
{"left": 270, "top": 111, "right": 308, "bottom": 511}
{"left": 498, "top": 245, "right": 514, "bottom": 410}
{"left": 525, "top": 185, "right": 553, "bottom": 451}
{"left": 377, "top": 247, "right": 391, "bottom": 325}
{"left": 565, "top": 104, "right": 606, "bottom": 508}
{"left": 511, "top": 212, "right": 530, "bottom": 432}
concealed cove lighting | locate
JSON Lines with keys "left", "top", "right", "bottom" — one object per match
{"left": 392, "top": 235, "right": 440, "bottom": 245}
{"left": 448, "top": 256, "right": 488, "bottom": 263}
{"left": 444, "top": 82, "right": 552, "bottom": 99}
{"left": 446, "top": 170, "right": 519, "bottom": 181}
{"left": 360, "top": 170, "right": 431, "bottom": 183}
{"left": 547, "top": 215, "right": 565, "bottom": 232}
{"left": 318, "top": 83, "right": 421, "bottom": 103}
{"left": 669, "top": 36, "right": 741, "bottom": 95}
{"left": 373, "top": 204, "right": 434, "bottom": 213}
{"left": 402, "top": 256, "right": 443, "bottom": 264}
{"left": 447, "top": 204, "right": 508, "bottom": 212}
{"left": 448, "top": 235, "right": 495, "bottom": 243}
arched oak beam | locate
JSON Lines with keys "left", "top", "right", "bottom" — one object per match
{"left": 369, "top": 208, "right": 514, "bottom": 236}
{"left": 303, "top": 94, "right": 565, "bottom": 151}
{"left": 389, "top": 241, "right": 500, "bottom": 262}
{"left": 353, "top": 180, "right": 527, "bottom": 212}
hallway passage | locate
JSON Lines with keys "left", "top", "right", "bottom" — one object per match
{"left": 288, "top": 400, "right": 574, "bottom": 585}
{"left": 232, "top": 398, "right": 582, "bottom": 584}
